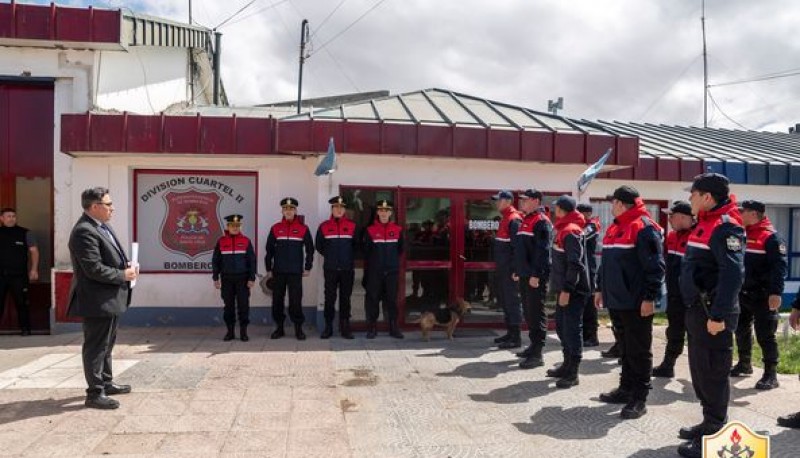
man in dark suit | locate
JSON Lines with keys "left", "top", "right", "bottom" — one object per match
{"left": 68, "top": 187, "right": 138, "bottom": 410}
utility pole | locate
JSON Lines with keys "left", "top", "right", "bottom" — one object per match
{"left": 188, "top": 0, "right": 192, "bottom": 24}
{"left": 297, "top": 19, "right": 309, "bottom": 114}
{"left": 701, "top": 0, "right": 708, "bottom": 128}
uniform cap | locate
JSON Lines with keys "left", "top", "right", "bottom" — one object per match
{"left": 491, "top": 190, "right": 514, "bottom": 201}
{"left": 328, "top": 195, "right": 347, "bottom": 207}
{"left": 375, "top": 199, "right": 394, "bottom": 210}
{"left": 280, "top": 197, "right": 299, "bottom": 208}
{"left": 606, "top": 185, "right": 640, "bottom": 205}
{"left": 519, "top": 189, "right": 543, "bottom": 200}
{"left": 662, "top": 200, "right": 692, "bottom": 216}
{"left": 553, "top": 195, "right": 577, "bottom": 212}
{"left": 686, "top": 172, "right": 730, "bottom": 197}
{"left": 224, "top": 214, "right": 244, "bottom": 224}
{"left": 739, "top": 200, "right": 765, "bottom": 213}
{"left": 576, "top": 203, "right": 593, "bottom": 213}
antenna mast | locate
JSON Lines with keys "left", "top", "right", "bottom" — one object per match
{"left": 702, "top": 0, "right": 708, "bottom": 128}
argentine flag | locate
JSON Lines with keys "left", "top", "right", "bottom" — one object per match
{"left": 314, "top": 137, "right": 338, "bottom": 176}
{"left": 577, "top": 147, "right": 612, "bottom": 195}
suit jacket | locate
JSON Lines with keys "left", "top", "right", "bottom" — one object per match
{"left": 68, "top": 213, "right": 132, "bottom": 317}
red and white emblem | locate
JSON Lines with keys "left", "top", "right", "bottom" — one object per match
{"left": 160, "top": 189, "right": 223, "bottom": 258}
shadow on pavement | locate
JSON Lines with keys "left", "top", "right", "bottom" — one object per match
{"left": 513, "top": 404, "right": 621, "bottom": 440}
{"left": 0, "top": 396, "right": 84, "bottom": 427}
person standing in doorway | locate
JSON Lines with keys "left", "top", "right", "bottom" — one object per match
{"left": 68, "top": 187, "right": 137, "bottom": 409}
{"left": 265, "top": 197, "right": 314, "bottom": 340}
{"left": 212, "top": 214, "right": 257, "bottom": 342}
{"left": 316, "top": 196, "right": 357, "bottom": 339}
{"left": 491, "top": 190, "right": 524, "bottom": 349}
{"left": 363, "top": 200, "right": 404, "bottom": 339}
{"left": 0, "top": 207, "right": 39, "bottom": 335}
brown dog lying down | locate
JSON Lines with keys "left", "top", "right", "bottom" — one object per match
{"left": 410, "top": 298, "right": 471, "bottom": 341}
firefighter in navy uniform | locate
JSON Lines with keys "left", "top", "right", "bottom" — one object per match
{"left": 265, "top": 198, "right": 314, "bottom": 340}
{"left": 546, "top": 196, "right": 589, "bottom": 389}
{"left": 315, "top": 196, "right": 357, "bottom": 339}
{"left": 212, "top": 214, "right": 257, "bottom": 341}
{"left": 653, "top": 200, "right": 695, "bottom": 378}
{"left": 513, "top": 189, "right": 552, "bottom": 369}
{"left": 0, "top": 208, "right": 38, "bottom": 336}
{"left": 577, "top": 203, "right": 601, "bottom": 347}
{"left": 777, "top": 290, "right": 800, "bottom": 429}
{"left": 595, "top": 186, "right": 665, "bottom": 420}
{"left": 491, "top": 190, "right": 524, "bottom": 349}
{"left": 362, "top": 200, "right": 404, "bottom": 339}
{"left": 730, "top": 199, "right": 787, "bottom": 389}
{"left": 676, "top": 173, "right": 745, "bottom": 458}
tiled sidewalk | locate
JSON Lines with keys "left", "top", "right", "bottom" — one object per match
{"left": 0, "top": 326, "right": 798, "bottom": 457}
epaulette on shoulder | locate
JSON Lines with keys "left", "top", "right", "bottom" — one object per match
{"left": 641, "top": 216, "right": 652, "bottom": 226}
{"left": 721, "top": 214, "right": 730, "bottom": 224}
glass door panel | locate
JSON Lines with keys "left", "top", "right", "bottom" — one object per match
{"left": 461, "top": 197, "right": 503, "bottom": 323}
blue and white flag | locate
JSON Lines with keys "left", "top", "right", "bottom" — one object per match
{"left": 577, "top": 147, "right": 612, "bottom": 195}
{"left": 314, "top": 137, "right": 338, "bottom": 176}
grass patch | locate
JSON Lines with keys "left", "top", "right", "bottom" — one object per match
{"left": 596, "top": 311, "right": 668, "bottom": 326}
{"left": 735, "top": 333, "right": 800, "bottom": 375}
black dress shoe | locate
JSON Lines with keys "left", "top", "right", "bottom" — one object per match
{"left": 677, "top": 438, "right": 702, "bottom": 458}
{"left": 270, "top": 327, "right": 285, "bottom": 339}
{"left": 85, "top": 395, "right": 120, "bottom": 410}
{"left": 104, "top": 384, "right": 131, "bottom": 395}
{"left": 599, "top": 387, "right": 630, "bottom": 404}
{"left": 519, "top": 355, "right": 544, "bottom": 369}
{"left": 652, "top": 363, "right": 675, "bottom": 378}
{"left": 620, "top": 399, "right": 647, "bottom": 419}
{"left": 516, "top": 345, "right": 534, "bottom": 358}
{"left": 494, "top": 332, "right": 511, "bottom": 344}
{"left": 729, "top": 361, "right": 753, "bottom": 377}
{"left": 678, "top": 423, "right": 705, "bottom": 440}
{"left": 755, "top": 372, "right": 779, "bottom": 390}
{"left": 320, "top": 324, "right": 333, "bottom": 339}
{"left": 223, "top": 329, "right": 235, "bottom": 341}
{"left": 601, "top": 344, "right": 621, "bottom": 358}
{"left": 295, "top": 325, "right": 306, "bottom": 341}
{"left": 778, "top": 412, "right": 800, "bottom": 428}
{"left": 583, "top": 337, "right": 599, "bottom": 347}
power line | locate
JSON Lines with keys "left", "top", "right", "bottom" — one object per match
{"left": 308, "top": 0, "right": 390, "bottom": 57}
{"left": 636, "top": 53, "right": 702, "bottom": 121}
{"left": 709, "top": 68, "right": 800, "bottom": 88}
{"left": 215, "top": 0, "right": 263, "bottom": 29}
{"left": 310, "top": 0, "right": 348, "bottom": 39}
{"left": 223, "top": 0, "right": 294, "bottom": 28}
{"left": 707, "top": 89, "right": 749, "bottom": 130}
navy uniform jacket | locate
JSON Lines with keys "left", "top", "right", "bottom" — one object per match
{"left": 212, "top": 232, "right": 257, "bottom": 281}
{"left": 315, "top": 216, "right": 357, "bottom": 271}
{"left": 742, "top": 217, "right": 787, "bottom": 297}
{"left": 680, "top": 199, "right": 745, "bottom": 329}
{"left": 265, "top": 218, "right": 314, "bottom": 274}
{"left": 596, "top": 200, "right": 665, "bottom": 310}
{"left": 362, "top": 220, "right": 404, "bottom": 273}
{"left": 513, "top": 208, "right": 552, "bottom": 279}
{"left": 665, "top": 228, "right": 691, "bottom": 303}
{"left": 494, "top": 206, "right": 523, "bottom": 273}
{"left": 583, "top": 217, "right": 601, "bottom": 288}
{"left": 550, "top": 210, "right": 589, "bottom": 295}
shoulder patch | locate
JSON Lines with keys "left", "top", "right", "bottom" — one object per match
{"left": 779, "top": 243, "right": 787, "bottom": 255}
{"left": 726, "top": 235, "right": 742, "bottom": 252}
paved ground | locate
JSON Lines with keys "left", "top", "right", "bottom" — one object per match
{"left": 0, "top": 325, "right": 798, "bottom": 457}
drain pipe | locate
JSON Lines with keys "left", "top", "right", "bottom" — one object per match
{"left": 213, "top": 30, "right": 222, "bottom": 105}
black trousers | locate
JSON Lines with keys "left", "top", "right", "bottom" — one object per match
{"left": 82, "top": 315, "right": 119, "bottom": 397}
{"left": 365, "top": 270, "right": 398, "bottom": 324}
{"left": 608, "top": 308, "right": 623, "bottom": 346}
{"left": 582, "top": 288, "right": 598, "bottom": 340}
{"left": 495, "top": 265, "right": 521, "bottom": 326}
{"left": 555, "top": 292, "right": 586, "bottom": 359}
{"left": 686, "top": 304, "right": 735, "bottom": 430}
{"left": 736, "top": 293, "right": 779, "bottom": 366}
{"left": 324, "top": 269, "right": 354, "bottom": 323}
{"left": 520, "top": 276, "right": 547, "bottom": 350}
{"left": 221, "top": 274, "right": 250, "bottom": 327}
{"left": 664, "top": 296, "right": 688, "bottom": 358}
{"left": 614, "top": 308, "right": 653, "bottom": 401}
{"left": 272, "top": 273, "right": 304, "bottom": 325}
{"left": 0, "top": 274, "right": 31, "bottom": 331}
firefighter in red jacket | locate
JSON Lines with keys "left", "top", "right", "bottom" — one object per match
{"left": 315, "top": 196, "right": 357, "bottom": 339}
{"left": 492, "top": 190, "right": 524, "bottom": 349}
{"left": 731, "top": 199, "right": 787, "bottom": 390}
{"left": 212, "top": 214, "right": 257, "bottom": 342}
{"left": 676, "top": 173, "right": 745, "bottom": 458}
{"left": 265, "top": 198, "right": 314, "bottom": 341}
{"left": 595, "top": 186, "right": 665, "bottom": 420}
{"left": 362, "top": 200, "right": 404, "bottom": 339}
{"left": 653, "top": 200, "right": 694, "bottom": 378}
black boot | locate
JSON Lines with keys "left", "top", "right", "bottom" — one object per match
{"left": 755, "top": 364, "right": 779, "bottom": 390}
{"left": 494, "top": 328, "right": 511, "bottom": 344}
{"left": 599, "top": 387, "right": 631, "bottom": 404}
{"left": 366, "top": 323, "right": 377, "bottom": 339}
{"left": 340, "top": 320, "right": 354, "bottom": 339}
{"left": 519, "top": 346, "right": 544, "bottom": 369}
{"left": 389, "top": 320, "right": 404, "bottom": 339}
{"left": 621, "top": 398, "right": 648, "bottom": 419}
{"left": 516, "top": 345, "right": 534, "bottom": 358}
{"left": 652, "top": 354, "right": 677, "bottom": 378}
{"left": 601, "top": 343, "right": 621, "bottom": 358}
{"left": 240, "top": 325, "right": 249, "bottom": 342}
{"left": 270, "top": 323, "right": 285, "bottom": 339}
{"left": 546, "top": 354, "right": 571, "bottom": 378}
{"left": 555, "top": 358, "right": 580, "bottom": 389}
{"left": 497, "top": 326, "right": 521, "bottom": 349}
{"left": 223, "top": 325, "right": 235, "bottom": 341}
{"left": 295, "top": 324, "right": 306, "bottom": 340}
{"left": 320, "top": 322, "right": 333, "bottom": 339}
{"left": 778, "top": 412, "right": 800, "bottom": 428}
{"left": 730, "top": 360, "right": 753, "bottom": 377}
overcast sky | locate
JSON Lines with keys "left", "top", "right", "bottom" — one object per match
{"left": 35, "top": 0, "right": 800, "bottom": 132}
